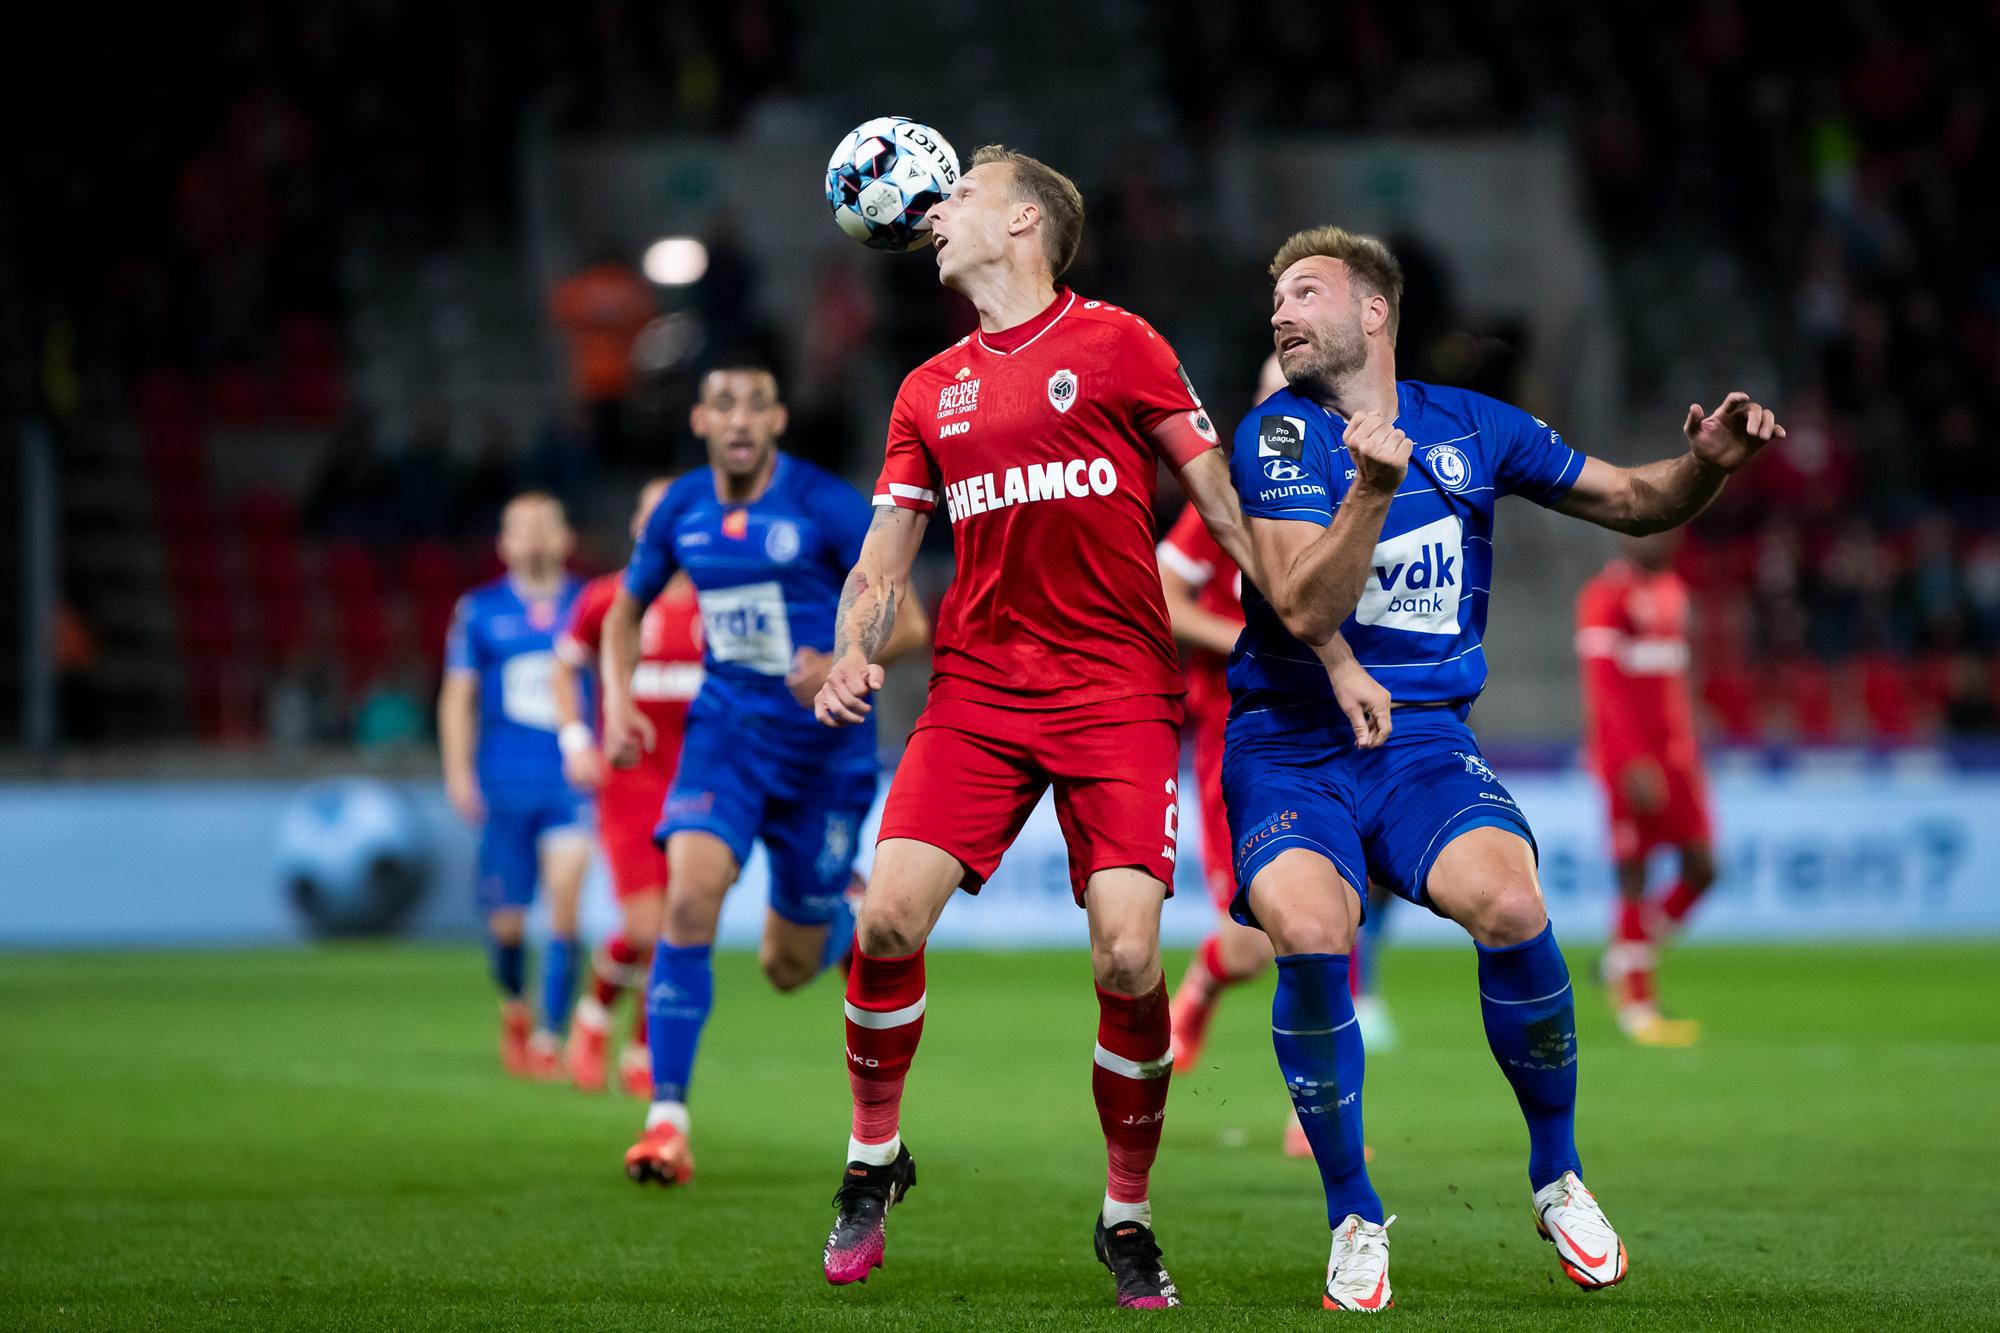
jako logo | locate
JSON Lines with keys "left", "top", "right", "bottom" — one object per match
{"left": 940, "top": 420, "right": 970, "bottom": 438}
{"left": 1356, "top": 515, "right": 1464, "bottom": 635}
{"left": 945, "top": 458, "right": 1115, "bottom": 522}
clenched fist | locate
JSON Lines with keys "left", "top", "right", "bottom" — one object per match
{"left": 1345, "top": 409, "right": 1412, "bottom": 495}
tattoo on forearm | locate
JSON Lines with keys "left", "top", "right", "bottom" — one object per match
{"left": 834, "top": 568, "right": 898, "bottom": 662}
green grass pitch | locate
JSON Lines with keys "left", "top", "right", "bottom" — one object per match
{"left": 3, "top": 942, "right": 1997, "bottom": 1330}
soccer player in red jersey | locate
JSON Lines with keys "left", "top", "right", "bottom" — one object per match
{"left": 550, "top": 477, "right": 705, "bottom": 1094}
{"left": 809, "top": 145, "right": 1388, "bottom": 1309}
{"left": 1576, "top": 530, "right": 1715, "bottom": 1047}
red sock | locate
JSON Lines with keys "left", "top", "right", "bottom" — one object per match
{"left": 1094, "top": 977, "right": 1172, "bottom": 1204}
{"left": 845, "top": 947, "right": 926, "bottom": 1146}
{"left": 1349, "top": 933, "right": 1365, "bottom": 997}
{"left": 1655, "top": 878, "right": 1704, "bottom": 930}
{"left": 1610, "top": 898, "right": 1656, "bottom": 1009}
{"left": 631, "top": 997, "right": 648, "bottom": 1048}
{"left": 593, "top": 932, "right": 650, "bottom": 1008}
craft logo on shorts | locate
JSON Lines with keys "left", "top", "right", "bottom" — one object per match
{"left": 1426, "top": 444, "right": 1472, "bottom": 493}
{"left": 1047, "top": 368, "right": 1078, "bottom": 414}
{"left": 764, "top": 519, "right": 801, "bottom": 564}
{"left": 1457, "top": 751, "right": 1498, "bottom": 783}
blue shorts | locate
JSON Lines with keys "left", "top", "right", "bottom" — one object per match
{"left": 660, "top": 713, "right": 877, "bottom": 928}
{"left": 1221, "top": 705, "right": 1535, "bottom": 927}
{"left": 476, "top": 791, "right": 589, "bottom": 914}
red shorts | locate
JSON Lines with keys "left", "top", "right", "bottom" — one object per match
{"left": 598, "top": 759, "right": 672, "bottom": 901}
{"left": 1602, "top": 757, "right": 1712, "bottom": 861}
{"left": 877, "top": 692, "right": 1185, "bottom": 903}
{"left": 1186, "top": 694, "right": 1234, "bottom": 912}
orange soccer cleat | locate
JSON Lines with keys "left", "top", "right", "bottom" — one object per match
{"left": 565, "top": 999, "right": 611, "bottom": 1092}
{"left": 500, "top": 1000, "right": 533, "bottom": 1077}
{"left": 618, "top": 1044, "right": 652, "bottom": 1099}
{"left": 626, "top": 1119, "right": 695, "bottom": 1187}
{"left": 526, "top": 1030, "right": 566, "bottom": 1083}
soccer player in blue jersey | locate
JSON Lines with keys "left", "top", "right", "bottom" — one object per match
{"left": 439, "top": 491, "right": 594, "bottom": 1080}
{"left": 600, "top": 362, "right": 929, "bottom": 1186}
{"left": 1226, "top": 228, "right": 1784, "bottom": 1310}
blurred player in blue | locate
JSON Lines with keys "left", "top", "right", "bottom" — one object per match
{"left": 1227, "top": 227, "right": 1782, "bottom": 1310}
{"left": 438, "top": 491, "right": 593, "bottom": 1081}
{"left": 598, "top": 362, "right": 928, "bottom": 1187}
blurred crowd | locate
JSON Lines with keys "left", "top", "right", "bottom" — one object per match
{"left": 15, "top": 0, "right": 1998, "bottom": 746}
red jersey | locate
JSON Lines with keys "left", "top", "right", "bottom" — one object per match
{"left": 1156, "top": 501, "right": 1244, "bottom": 719}
{"left": 558, "top": 572, "right": 704, "bottom": 763}
{"left": 1575, "top": 559, "right": 1700, "bottom": 774}
{"left": 873, "top": 288, "right": 1218, "bottom": 708}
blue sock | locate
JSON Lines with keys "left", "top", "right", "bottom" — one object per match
{"left": 489, "top": 938, "right": 525, "bottom": 999}
{"left": 1356, "top": 903, "right": 1386, "bottom": 994}
{"left": 817, "top": 894, "right": 857, "bottom": 975}
{"left": 646, "top": 943, "right": 714, "bottom": 1104}
{"left": 540, "top": 935, "right": 580, "bottom": 1034}
{"left": 1476, "top": 922, "right": 1583, "bottom": 1190}
{"left": 1273, "top": 954, "right": 1382, "bottom": 1226}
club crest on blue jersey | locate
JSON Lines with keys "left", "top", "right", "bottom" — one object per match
{"left": 1425, "top": 444, "right": 1472, "bottom": 492}
{"left": 764, "top": 519, "right": 802, "bottom": 564}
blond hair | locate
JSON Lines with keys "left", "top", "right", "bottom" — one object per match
{"left": 970, "top": 144, "right": 1086, "bottom": 279}
{"left": 1269, "top": 227, "right": 1405, "bottom": 343}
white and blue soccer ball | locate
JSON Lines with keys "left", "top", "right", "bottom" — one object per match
{"left": 824, "top": 116, "right": 960, "bottom": 252}
{"left": 276, "top": 779, "right": 431, "bottom": 937}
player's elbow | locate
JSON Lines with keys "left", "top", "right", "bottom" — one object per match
{"left": 1270, "top": 586, "right": 1342, "bottom": 647}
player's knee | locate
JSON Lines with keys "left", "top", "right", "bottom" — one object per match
{"left": 1090, "top": 933, "right": 1160, "bottom": 995}
{"left": 760, "top": 949, "right": 817, "bottom": 993}
{"left": 487, "top": 911, "right": 525, "bottom": 947}
{"left": 857, "top": 915, "right": 924, "bottom": 958}
{"left": 1476, "top": 876, "right": 1547, "bottom": 947}
{"left": 661, "top": 890, "right": 722, "bottom": 947}
{"left": 1684, "top": 850, "right": 1718, "bottom": 893}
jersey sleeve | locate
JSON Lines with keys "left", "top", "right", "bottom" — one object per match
{"left": 1157, "top": 501, "right": 1222, "bottom": 589}
{"left": 1488, "top": 398, "right": 1586, "bottom": 506}
{"left": 623, "top": 481, "right": 684, "bottom": 604}
{"left": 873, "top": 376, "right": 942, "bottom": 514}
{"left": 1575, "top": 577, "right": 1651, "bottom": 761}
{"left": 1120, "top": 323, "right": 1220, "bottom": 468}
{"left": 443, "top": 594, "right": 480, "bottom": 675}
{"left": 820, "top": 474, "right": 876, "bottom": 568}
{"left": 556, "top": 577, "right": 613, "bottom": 666}
{"left": 1230, "top": 407, "right": 1336, "bottom": 525}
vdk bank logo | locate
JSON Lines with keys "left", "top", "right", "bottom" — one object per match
{"left": 1355, "top": 514, "right": 1464, "bottom": 635}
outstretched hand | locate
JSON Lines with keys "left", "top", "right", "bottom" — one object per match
{"left": 1684, "top": 391, "right": 1784, "bottom": 473}
{"left": 815, "top": 654, "right": 884, "bottom": 727}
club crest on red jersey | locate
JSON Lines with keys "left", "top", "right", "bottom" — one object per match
{"left": 1047, "top": 368, "right": 1078, "bottom": 414}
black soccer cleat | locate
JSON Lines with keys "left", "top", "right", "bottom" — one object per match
{"left": 1094, "top": 1214, "right": 1182, "bottom": 1309}
{"left": 823, "top": 1143, "right": 917, "bottom": 1285}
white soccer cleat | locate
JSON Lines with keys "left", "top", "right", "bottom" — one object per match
{"left": 1533, "top": 1171, "right": 1628, "bottom": 1289}
{"left": 1353, "top": 993, "right": 1399, "bottom": 1054}
{"left": 1323, "top": 1213, "right": 1394, "bottom": 1312}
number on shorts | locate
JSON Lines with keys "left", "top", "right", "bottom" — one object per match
{"left": 1162, "top": 777, "right": 1179, "bottom": 863}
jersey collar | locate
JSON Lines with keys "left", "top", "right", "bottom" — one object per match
{"left": 975, "top": 288, "right": 1075, "bottom": 356}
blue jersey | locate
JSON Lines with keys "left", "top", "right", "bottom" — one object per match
{"left": 1228, "top": 381, "right": 1584, "bottom": 729}
{"left": 445, "top": 574, "right": 588, "bottom": 804}
{"left": 624, "top": 454, "right": 876, "bottom": 756}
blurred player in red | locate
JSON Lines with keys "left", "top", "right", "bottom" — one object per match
{"left": 1162, "top": 356, "right": 1396, "bottom": 1163}
{"left": 811, "top": 145, "right": 1386, "bottom": 1309}
{"left": 1576, "top": 530, "right": 1715, "bottom": 1046}
{"left": 550, "top": 477, "right": 704, "bottom": 1093}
